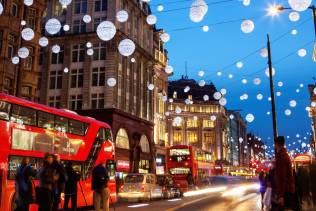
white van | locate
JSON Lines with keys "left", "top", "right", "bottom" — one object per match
{"left": 118, "top": 173, "right": 162, "bottom": 201}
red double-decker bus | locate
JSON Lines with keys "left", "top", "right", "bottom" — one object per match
{"left": 166, "top": 145, "right": 198, "bottom": 194}
{"left": 0, "top": 93, "right": 116, "bottom": 211}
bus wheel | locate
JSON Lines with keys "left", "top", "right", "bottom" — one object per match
{"left": 11, "top": 193, "right": 17, "bottom": 211}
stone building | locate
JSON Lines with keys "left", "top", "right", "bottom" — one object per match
{"left": 0, "top": 0, "right": 46, "bottom": 100}
{"left": 39, "top": 0, "right": 168, "bottom": 175}
{"left": 166, "top": 76, "right": 229, "bottom": 174}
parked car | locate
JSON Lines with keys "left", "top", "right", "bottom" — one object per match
{"left": 156, "top": 175, "right": 181, "bottom": 199}
{"left": 118, "top": 173, "right": 160, "bottom": 201}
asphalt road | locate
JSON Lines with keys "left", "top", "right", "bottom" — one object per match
{"left": 109, "top": 184, "right": 261, "bottom": 211}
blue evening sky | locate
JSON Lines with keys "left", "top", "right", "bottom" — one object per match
{"left": 151, "top": 0, "right": 316, "bottom": 152}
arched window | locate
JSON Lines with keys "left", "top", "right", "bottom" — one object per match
{"left": 140, "top": 135, "right": 150, "bottom": 153}
{"left": 116, "top": 128, "right": 129, "bottom": 149}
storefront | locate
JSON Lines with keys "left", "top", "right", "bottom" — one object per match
{"left": 156, "top": 154, "right": 166, "bottom": 175}
{"left": 116, "top": 159, "right": 130, "bottom": 179}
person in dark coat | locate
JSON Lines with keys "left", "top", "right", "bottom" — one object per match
{"left": 275, "top": 136, "right": 295, "bottom": 210}
{"left": 52, "top": 154, "right": 67, "bottom": 211}
{"left": 15, "top": 157, "right": 36, "bottom": 211}
{"left": 37, "top": 153, "right": 56, "bottom": 211}
{"left": 92, "top": 161, "right": 110, "bottom": 211}
{"left": 259, "top": 170, "right": 267, "bottom": 209}
{"left": 64, "top": 161, "right": 80, "bottom": 211}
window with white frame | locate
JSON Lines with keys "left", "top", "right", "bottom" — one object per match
{"left": 21, "top": 86, "right": 31, "bottom": 96}
{"left": 24, "top": 47, "right": 34, "bottom": 70}
{"left": 93, "top": 42, "right": 106, "bottom": 61}
{"left": 91, "top": 93, "right": 104, "bottom": 109}
{"left": 69, "top": 94, "right": 83, "bottom": 110}
{"left": 73, "top": 20, "right": 86, "bottom": 34}
{"left": 72, "top": 44, "right": 85, "bottom": 62}
{"left": 74, "top": 0, "right": 87, "bottom": 14}
{"left": 49, "top": 70, "right": 63, "bottom": 89}
{"left": 27, "top": 8, "right": 36, "bottom": 29}
{"left": 93, "top": 17, "right": 106, "bottom": 31}
{"left": 49, "top": 96, "right": 61, "bottom": 108}
{"left": 95, "top": 0, "right": 107, "bottom": 12}
{"left": 70, "top": 69, "right": 84, "bottom": 88}
{"left": 92, "top": 67, "right": 105, "bottom": 86}
{"left": 51, "top": 45, "right": 64, "bottom": 64}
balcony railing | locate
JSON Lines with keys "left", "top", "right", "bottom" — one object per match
{"left": 155, "top": 49, "right": 167, "bottom": 65}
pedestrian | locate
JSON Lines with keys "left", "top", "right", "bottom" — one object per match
{"left": 92, "top": 161, "right": 110, "bottom": 211}
{"left": 64, "top": 161, "right": 80, "bottom": 211}
{"left": 37, "top": 153, "right": 56, "bottom": 211}
{"left": 15, "top": 157, "right": 37, "bottom": 211}
{"left": 52, "top": 154, "right": 67, "bottom": 211}
{"left": 186, "top": 170, "right": 194, "bottom": 190}
{"left": 275, "top": 136, "right": 296, "bottom": 210}
{"left": 259, "top": 170, "right": 267, "bottom": 209}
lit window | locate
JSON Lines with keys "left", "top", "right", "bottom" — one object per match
{"left": 116, "top": 128, "right": 129, "bottom": 149}
{"left": 203, "top": 132, "right": 214, "bottom": 143}
{"left": 203, "top": 120, "right": 214, "bottom": 128}
{"left": 188, "top": 95, "right": 192, "bottom": 100}
{"left": 187, "top": 119, "right": 198, "bottom": 128}
{"left": 187, "top": 131, "right": 198, "bottom": 144}
{"left": 173, "top": 131, "right": 182, "bottom": 144}
{"left": 173, "top": 91, "right": 177, "bottom": 99}
{"left": 140, "top": 135, "right": 150, "bottom": 153}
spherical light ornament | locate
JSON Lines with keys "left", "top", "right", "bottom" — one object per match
{"left": 45, "top": 18, "right": 62, "bottom": 35}
{"left": 260, "top": 48, "right": 268, "bottom": 58}
{"left": 311, "top": 102, "right": 316, "bottom": 107}
{"left": 228, "top": 74, "right": 233, "bottom": 79}
{"left": 268, "top": 97, "right": 271, "bottom": 101}
{"left": 39, "top": 37, "right": 49, "bottom": 47}
{"left": 198, "top": 80, "right": 205, "bottom": 87}
{"left": 175, "top": 106, "right": 182, "bottom": 114}
{"left": 185, "top": 99, "right": 191, "bottom": 105}
{"left": 146, "top": 14, "right": 157, "bottom": 25}
{"left": 63, "top": 67, "right": 69, "bottom": 73}
{"left": 291, "top": 29, "right": 298, "bottom": 35}
{"left": 301, "top": 142, "right": 307, "bottom": 148}
{"left": 83, "top": 14, "right": 92, "bottom": 23}
{"left": 243, "top": 94, "right": 249, "bottom": 100}
{"left": 265, "top": 67, "right": 276, "bottom": 77}
{"left": 267, "top": 111, "right": 271, "bottom": 115}
{"left": 52, "top": 45, "right": 61, "bottom": 54}
{"left": 184, "top": 86, "right": 190, "bottom": 93}
{"left": 285, "top": 109, "right": 292, "bottom": 116}
{"left": 306, "top": 106, "right": 311, "bottom": 111}
{"left": 12, "top": 56, "right": 20, "bottom": 64}
{"left": 278, "top": 81, "right": 283, "bottom": 87}
{"left": 289, "top": 100, "right": 297, "bottom": 107}
{"left": 210, "top": 115, "right": 216, "bottom": 121}
{"left": 162, "top": 96, "right": 167, "bottom": 102}
{"left": 21, "top": 20, "right": 27, "bottom": 26}
{"left": 118, "top": 39, "right": 135, "bottom": 57}
{"left": 257, "top": 94, "right": 263, "bottom": 100}
{"left": 0, "top": 3, "right": 3, "bottom": 15}
{"left": 165, "top": 65, "right": 173, "bottom": 74}
{"left": 296, "top": 89, "right": 300, "bottom": 93}
{"left": 198, "top": 70, "right": 205, "bottom": 77}
{"left": 298, "top": 48, "right": 307, "bottom": 57}
{"left": 220, "top": 88, "right": 227, "bottom": 95}
{"left": 18, "top": 47, "right": 29, "bottom": 59}
{"left": 116, "top": 10, "right": 129, "bottom": 23}
{"left": 87, "top": 48, "right": 94, "bottom": 56}
{"left": 242, "top": 79, "right": 247, "bottom": 84}
{"left": 97, "top": 21, "right": 116, "bottom": 41}
{"left": 229, "top": 114, "right": 234, "bottom": 119}
{"left": 147, "top": 83, "right": 154, "bottom": 91}
{"left": 169, "top": 99, "right": 174, "bottom": 103}
{"left": 24, "top": 0, "right": 33, "bottom": 6}
{"left": 243, "top": 0, "right": 251, "bottom": 6}
{"left": 107, "top": 78, "right": 117, "bottom": 87}
{"left": 241, "top": 19, "right": 255, "bottom": 33}
{"left": 160, "top": 33, "right": 170, "bottom": 43}
{"left": 203, "top": 95, "right": 209, "bottom": 101}
{"left": 131, "top": 58, "right": 136, "bottom": 63}
{"left": 288, "top": 0, "right": 312, "bottom": 12}
{"left": 289, "top": 11, "right": 300, "bottom": 22}
{"left": 157, "top": 4, "right": 164, "bottom": 12}
{"left": 21, "top": 28, "right": 35, "bottom": 41}
{"left": 276, "top": 91, "right": 281, "bottom": 97}
{"left": 246, "top": 113, "right": 254, "bottom": 123}
{"left": 63, "top": 24, "right": 70, "bottom": 31}
{"left": 59, "top": 0, "right": 72, "bottom": 7}
{"left": 219, "top": 98, "right": 227, "bottom": 106}
{"left": 299, "top": 83, "right": 304, "bottom": 88}
{"left": 236, "top": 61, "right": 243, "bottom": 69}
{"left": 174, "top": 117, "right": 182, "bottom": 125}
{"left": 189, "top": 0, "right": 208, "bottom": 23}
{"left": 253, "top": 78, "right": 261, "bottom": 85}
{"left": 239, "top": 137, "right": 244, "bottom": 143}
{"left": 202, "top": 25, "right": 209, "bottom": 32}
{"left": 213, "top": 92, "right": 222, "bottom": 100}
{"left": 86, "top": 42, "right": 92, "bottom": 48}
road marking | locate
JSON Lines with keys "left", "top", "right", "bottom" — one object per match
{"left": 165, "top": 194, "right": 216, "bottom": 211}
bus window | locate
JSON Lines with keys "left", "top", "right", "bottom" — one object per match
{"left": 8, "top": 156, "right": 43, "bottom": 180}
{"left": 38, "top": 111, "right": 54, "bottom": 130}
{"left": 69, "top": 119, "right": 85, "bottom": 136}
{"left": 0, "top": 100, "right": 10, "bottom": 120}
{"left": 97, "top": 128, "right": 113, "bottom": 142}
{"left": 11, "top": 104, "right": 37, "bottom": 126}
{"left": 55, "top": 116, "right": 68, "bottom": 132}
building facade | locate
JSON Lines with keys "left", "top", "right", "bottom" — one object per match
{"left": 39, "top": 0, "right": 168, "bottom": 176}
{"left": 308, "top": 84, "right": 316, "bottom": 156}
{"left": 166, "top": 77, "right": 229, "bottom": 172}
{"left": 0, "top": 0, "right": 46, "bottom": 100}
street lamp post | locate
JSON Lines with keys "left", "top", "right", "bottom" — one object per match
{"left": 267, "top": 34, "right": 278, "bottom": 142}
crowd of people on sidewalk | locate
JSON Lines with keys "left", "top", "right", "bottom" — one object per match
{"left": 259, "top": 136, "right": 316, "bottom": 211}
{"left": 14, "top": 153, "right": 110, "bottom": 211}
